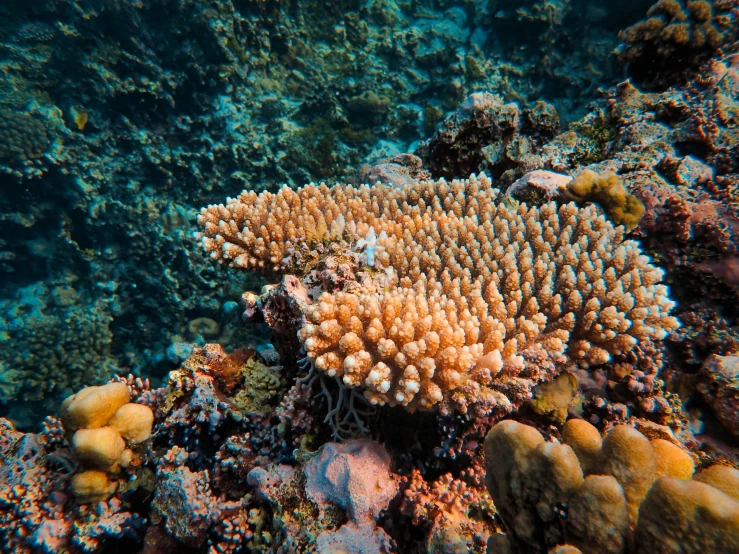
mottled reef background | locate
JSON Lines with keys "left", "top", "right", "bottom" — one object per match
{"left": 0, "top": 0, "right": 736, "bottom": 435}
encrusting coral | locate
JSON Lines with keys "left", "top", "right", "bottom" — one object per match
{"left": 197, "top": 174, "right": 679, "bottom": 415}
{"left": 484, "top": 419, "right": 739, "bottom": 553}
{"left": 565, "top": 169, "right": 646, "bottom": 232}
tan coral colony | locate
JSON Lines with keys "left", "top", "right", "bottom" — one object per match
{"left": 197, "top": 174, "right": 679, "bottom": 413}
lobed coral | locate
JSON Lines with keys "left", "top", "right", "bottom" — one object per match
{"left": 484, "top": 419, "right": 739, "bottom": 553}
{"left": 61, "top": 382, "right": 154, "bottom": 504}
{"left": 198, "top": 174, "right": 679, "bottom": 415}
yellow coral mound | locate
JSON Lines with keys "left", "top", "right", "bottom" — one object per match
{"left": 484, "top": 419, "right": 739, "bottom": 554}
{"left": 62, "top": 382, "right": 154, "bottom": 504}
{"left": 71, "top": 470, "right": 118, "bottom": 505}
{"left": 197, "top": 174, "right": 678, "bottom": 412}
{"left": 61, "top": 382, "right": 130, "bottom": 431}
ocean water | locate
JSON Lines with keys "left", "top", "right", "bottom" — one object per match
{"left": 0, "top": 0, "right": 737, "bottom": 553}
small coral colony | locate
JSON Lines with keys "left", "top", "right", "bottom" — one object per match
{"left": 1, "top": 0, "right": 738, "bottom": 553}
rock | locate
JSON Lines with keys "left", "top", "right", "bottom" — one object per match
{"left": 304, "top": 440, "right": 398, "bottom": 522}
{"left": 675, "top": 155, "right": 714, "bottom": 187}
{"left": 505, "top": 170, "right": 572, "bottom": 204}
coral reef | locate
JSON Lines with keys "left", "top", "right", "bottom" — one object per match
{"left": 0, "top": 417, "right": 145, "bottom": 553}
{"left": 417, "top": 93, "right": 560, "bottom": 184}
{"left": 1, "top": 1, "right": 739, "bottom": 553}
{"left": 0, "top": 279, "right": 119, "bottom": 424}
{"left": 0, "top": 108, "right": 50, "bottom": 175}
{"left": 1, "top": 337, "right": 736, "bottom": 554}
{"left": 401, "top": 469, "right": 492, "bottom": 553}
{"left": 0, "top": 0, "right": 646, "bottom": 428}
{"left": 417, "top": 42, "right": 739, "bottom": 440}
{"left": 61, "top": 382, "right": 154, "bottom": 504}
{"left": 698, "top": 354, "right": 739, "bottom": 437}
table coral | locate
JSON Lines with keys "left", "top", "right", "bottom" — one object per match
{"left": 417, "top": 52, "right": 739, "bottom": 436}
{"left": 198, "top": 173, "right": 679, "bottom": 416}
{"left": 0, "top": 0, "right": 637, "bottom": 413}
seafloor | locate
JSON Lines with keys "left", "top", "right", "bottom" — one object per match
{"left": 0, "top": 0, "right": 738, "bottom": 552}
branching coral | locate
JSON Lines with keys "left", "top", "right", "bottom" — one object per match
{"left": 401, "top": 469, "right": 492, "bottom": 553}
{"left": 197, "top": 174, "right": 679, "bottom": 415}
